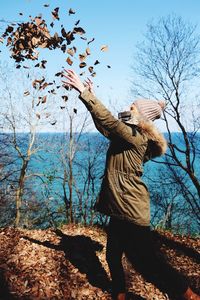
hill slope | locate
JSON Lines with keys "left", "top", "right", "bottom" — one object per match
{"left": 0, "top": 225, "right": 199, "bottom": 300}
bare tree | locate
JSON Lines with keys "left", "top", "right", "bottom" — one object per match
{"left": 132, "top": 15, "right": 200, "bottom": 227}
{"left": 0, "top": 64, "right": 50, "bottom": 227}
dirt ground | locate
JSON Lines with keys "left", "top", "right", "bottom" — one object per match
{"left": 0, "top": 224, "right": 199, "bottom": 300}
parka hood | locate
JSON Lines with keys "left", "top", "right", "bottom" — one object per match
{"left": 137, "top": 119, "right": 167, "bottom": 158}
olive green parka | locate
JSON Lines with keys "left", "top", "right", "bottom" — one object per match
{"left": 79, "top": 89, "right": 167, "bottom": 226}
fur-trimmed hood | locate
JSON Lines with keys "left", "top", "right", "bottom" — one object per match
{"left": 137, "top": 119, "right": 167, "bottom": 159}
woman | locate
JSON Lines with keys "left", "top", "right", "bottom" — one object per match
{"left": 62, "top": 69, "right": 199, "bottom": 300}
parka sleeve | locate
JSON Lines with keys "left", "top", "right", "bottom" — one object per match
{"left": 79, "top": 89, "right": 147, "bottom": 145}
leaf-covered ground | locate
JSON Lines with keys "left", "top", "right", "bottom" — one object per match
{"left": 0, "top": 225, "right": 199, "bottom": 300}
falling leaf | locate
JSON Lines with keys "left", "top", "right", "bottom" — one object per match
{"left": 107, "top": 65, "right": 111, "bottom": 68}
{"left": 40, "top": 82, "right": 49, "bottom": 90}
{"left": 36, "top": 113, "right": 41, "bottom": 119}
{"left": 24, "top": 91, "right": 30, "bottom": 96}
{"left": 0, "top": 38, "right": 3, "bottom": 43}
{"left": 60, "top": 106, "right": 65, "bottom": 109}
{"left": 62, "top": 95, "right": 68, "bottom": 101}
{"left": 87, "top": 37, "right": 95, "bottom": 45}
{"left": 41, "top": 60, "right": 47, "bottom": 68}
{"left": 88, "top": 66, "right": 94, "bottom": 73}
{"left": 67, "top": 47, "right": 76, "bottom": 57}
{"left": 80, "top": 36, "right": 87, "bottom": 41}
{"left": 62, "top": 84, "right": 70, "bottom": 90}
{"left": 6, "top": 26, "right": 14, "bottom": 33}
{"left": 55, "top": 72, "right": 63, "bottom": 77}
{"left": 79, "top": 72, "right": 85, "bottom": 76}
{"left": 75, "top": 20, "right": 80, "bottom": 26}
{"left": 52, "top": 7, "right": 59, "bottom": 20}
{"left": 66, "top": 56, "right": 73, "bottom": 66}
{"left": 61, "top": 44, "right": 67, "bottom": 52}
{"left": 73, "top": 108, "right": 77, "bottom": 114}
{"left": 35, "top": 17, "right": 43, "bottom": 26}
{"left": 44, "top": 4, "right": 50, "bottom": 7}
{"left": 6, "top": 37, "right": 12, "bottom": 46}
{"left": 50, "top": 22, "right": 54, "bottom": 28}
{"left": 91, "top": 72, "right": 96, "bottom": 77}
{"left": 86, "top": 47, "right": 91, "bottom": 55}
{"left": 79, "top": 53, "right": 87, "bottom": 62}
{"left": 69, "top": 8, "right": 76, "bottom": 15}
{"left": 101, "top": 45, "right": 108, "bottom": 52}
{"left": 45, "top": 112, "right": 51, "bottom": 118}
{"left": 94, "top": 60, "right": 100, "bottom": 65}
{"left": 32, "top": 77, "right": 45, "bottom": 89}
{"left": 50, "top": 120, "right": 57, "bottom": 125}
{"left": 79, "top": 62, "right": 86, "bottom": 68}
{"left": 19, "top": 12, "right": 23, "bottom": 16}
{"left": 61, "top": 27, "right": 68, "bottom": 38}
{"left": 41, "top": 95, "right": 47, "bottom": 103}
{"left": 73, "top": 27, "right": 86, "bottom": 35}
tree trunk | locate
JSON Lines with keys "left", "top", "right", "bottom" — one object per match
{"left": 15, "top": 159, "right": 28, "bottom": 227}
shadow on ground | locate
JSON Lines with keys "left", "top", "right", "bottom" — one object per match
{"left": 23, "top": 229, "right": 111, "bottom": 292}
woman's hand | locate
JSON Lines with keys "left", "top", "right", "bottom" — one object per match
{"left": 84, "top": 77, "right": 95, "bottom": 95}
{"left": 62, "top": 69, "right": 85, "bottom": 94}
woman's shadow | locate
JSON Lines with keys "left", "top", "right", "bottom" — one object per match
{"left": 23, "top": 229, "right": 111, "bottom": 292}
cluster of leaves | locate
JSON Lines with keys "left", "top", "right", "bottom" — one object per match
{"left": 0, "top": 5, "right": 109, "bottom": 75}
{"left": 0, "top": 4, "right": 110, "bottom": 124}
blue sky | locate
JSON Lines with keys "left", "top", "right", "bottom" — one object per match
{"left": 1, "top": 0, "right": 200, "bottom": 131}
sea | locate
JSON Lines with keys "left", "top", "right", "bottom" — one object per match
{"left": 0, "top": 132, "right": 199, "bottom": 234}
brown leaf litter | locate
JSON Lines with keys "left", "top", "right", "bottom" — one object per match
{"left": 0, "top": 225, "right": 199, "bottom": 300}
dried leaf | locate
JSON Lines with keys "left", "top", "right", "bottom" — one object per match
{"left": 80, "top": 36, "right": 87, "bottom": 41}
{"left": 88, "top": 66, "right": 94, "bottom": 73}
{"left": 73, "top": 108, "right": 77, "bottom": 114}
{"left": 55, "top": 72, "right": 63, "bottom": 77}
{"left": 52, "top": 7, "right": 60, "bottom": 20}
{"left": 91, "top": 72, "right": 96, "bottom": 77}
{"left": 79, "top": 53, "right": 87, "bottom": 62}
{"left": 86, "top": 47, "right": 91, "bottom": 55}
{"left": 24, "top": 91, "right": 30, "bottom": 96}
{"left": 50, "top": 120, "right": 57, "bottom": 125}
{"left": 79, "top": 62, "right": 86, "bottom": 68}
{"left": 35, "top": 17, "right": 43, "bottom": 26}
{"left": 69, "top": 8, "right": 76, "bottom": 15}
{"left": 87, "top": 37, "right": 95, "bottom": 45}
{"left": 36, "top": 113, "right": 40, "bottom": 119}
{"left": 94, "top": 60, "right": 100, "bottom": 65}
{"left": 32, "top": 77, "right": 45, "bottom": 89}
{"left": 75, "top": 20, "right": 80, "bottom": 26}
{"left": 101, "top": 45, "right": 108, "bottom": 52}
{"left": 41, "top": 95, "right": 47, "bottom": 103}
{"left": 62, "top": 95, "right": 68, "bottom": 101}
{"left": 66, "top": 56, "right": 73, "bottom": 66}
{"left": 73, "top": 27, "right": 86, "bottom": 35}
{"left": 67, "top": 47, "right": 76, "bottom": 57}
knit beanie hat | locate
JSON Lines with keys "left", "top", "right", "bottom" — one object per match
{"left": 133, "top": 99, "right": 166, "bottom": 121}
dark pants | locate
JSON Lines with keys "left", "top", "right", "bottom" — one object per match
{"left": 106, "top": 217, "right": 188, "bottom": 297}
